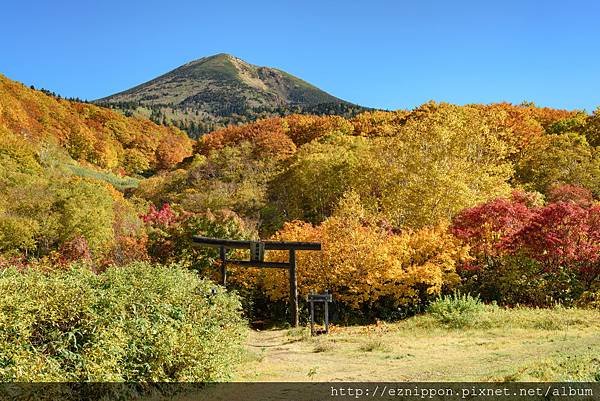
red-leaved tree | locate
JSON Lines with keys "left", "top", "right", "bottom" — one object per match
{"left": 451, "top": 185, "right": 599, "bottom": 305}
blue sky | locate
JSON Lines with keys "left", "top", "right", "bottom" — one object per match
{"left": 1, "top": 0, "right": 599, "bottom": 111}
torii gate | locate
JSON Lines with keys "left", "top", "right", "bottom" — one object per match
{"left": 192, "top": 236, "right": 321, "bottom": 327}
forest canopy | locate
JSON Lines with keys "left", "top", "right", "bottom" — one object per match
{"left": 1, "top": 72, "right": 598, "bottom": 313}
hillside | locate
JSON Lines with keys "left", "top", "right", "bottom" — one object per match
{"left": 131, "top": 102, "right": 599, "bottom": 322}
{"left": 0, "top": 73, "right": 195, "bottom": 263}
{"left": 136, "top": 102, "right": 597, "bottom": 234}
{"left": 0, "top": 73, "right": 193, "bottom": 175}
{"left": 96, "top": 53, "right": 368, "bottom": 137}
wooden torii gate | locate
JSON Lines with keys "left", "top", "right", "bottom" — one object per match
{"left": 192, "top": 236, "right": 321, "bottom": 327}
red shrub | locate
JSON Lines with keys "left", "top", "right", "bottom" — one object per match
{"left": 140, "top": 203, "right": 177, "bottom": 227}
{"left": 547, "top": 184, "right": 594, "bottom": 207}
{"left": 59, "top": 235, "right": 92, "bottom": 264}
{"left": 504, "top": 203, "right": 600, "bottom": 283}
{"left": 451, "top": 192, "right": 535, "bottom": 259}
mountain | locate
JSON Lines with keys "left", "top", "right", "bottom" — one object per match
{"left": 96, "top": 53, "right": 368, "bottom": 137}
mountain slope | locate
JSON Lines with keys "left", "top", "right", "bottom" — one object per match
{"left": 0, "top": 74, "right": 193, "bottom": 175}
{"left": 96, "top": 54, "right": 368, "bottom": 137}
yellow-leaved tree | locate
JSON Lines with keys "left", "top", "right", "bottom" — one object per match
{"left": 229, "top": 193, "right": 466, "bottom": 310}
{"left": 355, "top": 102, "right": 514, "bottom": 228}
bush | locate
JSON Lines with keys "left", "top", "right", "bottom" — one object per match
{"left": 0, "top": 262, "right": 246, "bottom": 382}
{"left": 577, "top": 291, "right": 600, "bottom": 309}
{"left": 459, "top": 255, "right": 585, "bottom": 307}
{"left": 358, "top": 338, "right": 390, "bottom": 353}
{"left": 452, "top": 193, "right": 600, "bottom": 307}
{"left": 427, "top": 292, "right": 485, "bottom": 328}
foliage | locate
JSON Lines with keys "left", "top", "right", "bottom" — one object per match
{"left": 515, "top": 132, "right": 600, "bottom": 196}
{"left": 357, "top": 102, "right": 513, "bottom": 227}
{"left": 134, "top": 102, "right": 598, "bottom": 238}
{"left": 427, "top": 292, "right": 485, "bottom": 328}
{"left": 268, "top": 103, "right": 514, "bottom": 229}
{"left": 474, "top": 102, "right": 578, "bottom": 157}
{"left": 576, "top": 290, "right": 600, "bottom": 309}
{"left": 0, "top": 171, "right": 113, "bottom": 258}
{"left": 269, "top": 134, "right": 368, "bottom": 224}
{"left": 547, "top": 183, "right": 595, "bottom": 207}
{"left": 0, "top": 152, "right": 145, "bottom": 261}
{"left": 2, "top": 71, "right": 600, "bottom": 324}
{"left": 230, "top": 194, "right": 466, "bottom": 313}
{"left": 285, "top": 114, "right": 354, "bottom": 144}
{"left": 0, "top": 262, "right": 246, "bottom": 382}
{"left": 452, "top": 187, "right": 600, "bottom": 306}
{"left": 0, "top": 108, "right": 151, "bottom": 264}
{"left": 451, "top": 191, "right": 538, "bottom": 258}
{"left": 0, "top": 74, "right": 193, "bottom": 174}
{"left": 350, "top": 110, "right": 409, "bottom": 137}
{"left": 198, "top": 117, "right": 296, "bottom": 160}
{"left": 141, "top": 204, "right": 253, "bottom": 275}
{"left": 583, "top": 107, "right": 600, "bottom": 147}
{"left": 504, "top": 202, "right": 600, "bottom": 288}
{"left": 545, "top": 111, "right": 588, "bottom": 135}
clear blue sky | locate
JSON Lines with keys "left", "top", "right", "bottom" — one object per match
{"left": 2, "top": 0, "right": 599, "bottom": 111}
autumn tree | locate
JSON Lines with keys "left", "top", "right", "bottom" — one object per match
{"left": 269, "top": 134, "right": 368, "bottom": 225}
{"left": 584, "top": 107, "right": 600, "bottom": 147}
{"left": 358, "top": 102, "right": 513, "bottom": 228}
{"left": 0, "top": 75, "right": 193, "bottom": 175}
{"left": 515, "top": 132, "right": 600, "bottom": 196}
{"left": 230, "top": 193, "right": 466, "bottom": 315}
{"left": 451, "top": 189, "right": 600, "bottom": 305}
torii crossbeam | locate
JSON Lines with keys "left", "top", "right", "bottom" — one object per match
{"left": 192, "top": 236, "right": 321, "bottom": 327}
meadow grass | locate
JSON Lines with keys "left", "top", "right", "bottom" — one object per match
{"left": 238, "top": 306, "right": 600, "bottom": 382}
{"left": 65, "top": 163, "right": 140, "bottom": 191}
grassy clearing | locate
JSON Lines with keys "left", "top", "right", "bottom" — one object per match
{"left": 236, "top": 306, "right": 600, "bottom": 382}
{"left": 65, "top": 163, "right": 140, "bottom": 191}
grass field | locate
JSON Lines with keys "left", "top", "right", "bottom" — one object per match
{"left": 236, "top": 307, "right": 600, "bottom": 382}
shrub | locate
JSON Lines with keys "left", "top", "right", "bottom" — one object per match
{"left": 427, "top": 292, "right": 485, "bottom": 328}
{"left": 577, "top": 291, "right": 600, "bottom": 309}
{"left": 142, "top": 205, "right": 252, "bottom": 276}
{"left": 358, "top": 338, "right": 390, "bottom": 352}
{"left": 312, "top": 340, "right": 334, "bottom": 353}
{"left": 452, "top": 192, "right": 600, "bottom": 307}
{"left": 0, "top": 262, "right": 246, "bottom": 382}
{"left": 459, "top": 255, "right": 584, "bottom": 307}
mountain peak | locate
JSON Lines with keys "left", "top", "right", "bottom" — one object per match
{"left": 96, "top": 54, "right": 365, "bottom": 137}
{"left": 99, "top": 53, "right": 344, "bottom": 107}
{"left": 184, "top": 52, "right": 239, "bottom": 66}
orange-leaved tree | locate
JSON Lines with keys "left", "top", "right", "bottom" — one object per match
{"left": 229, "top": 193, "right": 466, "bottom": 310}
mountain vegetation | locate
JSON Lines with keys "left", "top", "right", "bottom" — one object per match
{"left": 3, "top": 71, "right": 599, "bottom": 310}
{"left": 1, "top": 71, "right": 599, "bottom": 381}
{"left": 96, "top": 54, "right": 369, "bottom": 137}
{"left": 0, "top": 74, "right": 193, "bottom": 264}
{"left": 133, "top": 101, "right": 599, "bottom": 317}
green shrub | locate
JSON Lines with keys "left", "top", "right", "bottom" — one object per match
{"left": 286, "top": 326, "right": 310, "bottom": 342}
{"left": 459, "top": 255, "right": 586, "bottom": 307}
{"left": 0, "top": 262, "right": 246, "bottom": 382}
{"left": 427, "top": 292, "right": 485, "bottom": 328}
